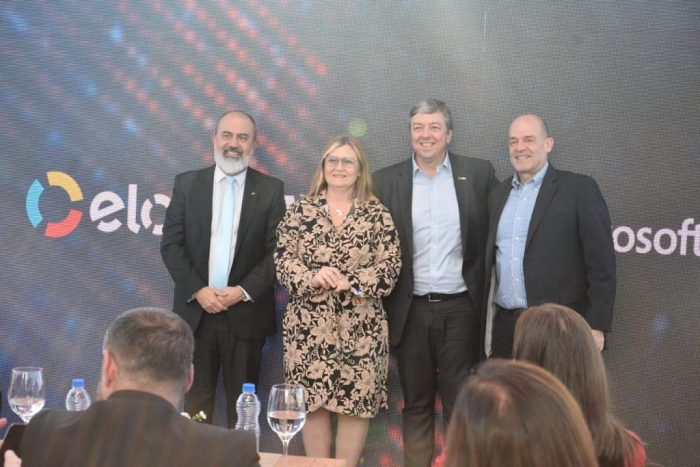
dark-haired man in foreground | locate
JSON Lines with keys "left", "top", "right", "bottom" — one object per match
{"left": 8, "top": 308, "right": 259, "bottom": 467}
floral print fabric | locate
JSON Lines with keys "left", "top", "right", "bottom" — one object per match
{"left": 274, "top": 196, "right": 401, "bottom": 417}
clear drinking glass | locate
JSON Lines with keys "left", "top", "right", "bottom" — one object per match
{"left": 267, "top": 383, "right": 306, "bottom": 463}
{"left": 8, "top": 367, "right": 45, "bottom": 423}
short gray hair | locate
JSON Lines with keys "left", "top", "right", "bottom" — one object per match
{"left": 409, "top": 98, "right": 453, "bottom": 131}
{"left": 103, "top": 308, "right": 194, "bottom": 389}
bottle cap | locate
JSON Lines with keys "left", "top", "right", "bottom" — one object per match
{"left": 72, "top": 378, "right": 85, "bottom": 388}
{"left": 242, "top": 382, "right": 256, "bottom": 393}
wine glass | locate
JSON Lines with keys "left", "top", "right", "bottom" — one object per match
{"left": 8, "top": 367, "right": 46, "bottom": 423}
{"left": 267, "top": 383, "right": 306, "bottom": 463}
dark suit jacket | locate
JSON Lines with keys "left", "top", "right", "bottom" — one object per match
{"left": 373, "top": 153, "right": 497, "bottom": 346}
{"left": 161, "top": 165, "right": 286, "bottom": 338}
{"left": 484, "top": 164, "right": 616, "bottom": 334}
{"left": 18, "top": 390, "right": 259, "bottom": 467}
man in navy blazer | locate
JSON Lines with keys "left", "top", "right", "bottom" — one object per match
{"left": 161, "top": 110, "right": 285, "bottom": 427}
{"left": 12, "top": 308, "right": 259, "bottom": 467}
{"left": 484, "top": 114, "right": 616, "bottom": 358}
{"left": 373, "top": 99, "right": 497, "bottom": 467}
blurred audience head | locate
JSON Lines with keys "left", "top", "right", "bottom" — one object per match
{"left": 514, "top": 303, "right": 640, "bottom": 467}
{"left": 100, "top": 307, "right": 194, "bottom": 405}
{"left": 444, "top": 358, "right": 597, "bottom": 467}
{"left": 514, "top": 303, "right": 607, "bottom": 417}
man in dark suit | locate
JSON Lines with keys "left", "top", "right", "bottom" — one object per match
{"left": 161, "top": 110, "right": 286, "bottom": 427}
{"left": 11, "top": 307, "right": 259, "bottom": 467}
{"left": 373, "top": 98, "right": 497, "bottom": 467}
{"left": 485, "top": 114, "right": 615, "bottom": 358}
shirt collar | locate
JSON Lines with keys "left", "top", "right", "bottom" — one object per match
{"left": 412, "top": 151, "right": 452, "bottom": 177}
{"left": 214, "top": 164, "right": 247, "bottom": 186}
{"left": 512, "top": 162, "right": 548, "bottom": 189}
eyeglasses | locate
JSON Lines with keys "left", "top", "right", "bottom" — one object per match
{"left": 324, "top": 156, "right": 358, "bottom": 168}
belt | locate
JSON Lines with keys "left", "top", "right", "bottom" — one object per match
{"left": 413, "top": 291, "right": 469, "bottom": 303}
{"left": 495, "top": 304, "right": 526, "bottom": 315}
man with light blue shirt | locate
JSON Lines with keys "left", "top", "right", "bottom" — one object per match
{"left": 161, "top": 110, "right": 286, "bottom": 427}
{"left": 373, "top": 99, "right": 497, "bottom": 467}
{"left": 484, "top": 114, "right": 616, "bottom": 358}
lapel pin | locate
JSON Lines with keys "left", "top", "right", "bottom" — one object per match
{"left": 458, "top": 176, "right": 467, "bottom": 181}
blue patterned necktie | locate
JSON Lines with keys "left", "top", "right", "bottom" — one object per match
{"left": 211, "top": 175, "right": 235, "bottom": 288}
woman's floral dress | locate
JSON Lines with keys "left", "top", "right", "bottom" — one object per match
{"left": 274, "top": 196, "right": 401, "bottom": 417}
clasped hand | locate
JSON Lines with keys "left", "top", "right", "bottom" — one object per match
{"left": 311, "top": 266, "right": 351, "bottom": 292}
{"left": 195, "top": 286, "right": 245, "bottom": 313}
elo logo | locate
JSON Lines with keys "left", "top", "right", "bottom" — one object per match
{"left": 26, "top": 171, "right": 84, "bottom": 238}
{"left": 26, "top": 171, "right": 170, "bottom": 237}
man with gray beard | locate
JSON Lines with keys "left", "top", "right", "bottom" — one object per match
{"left": 161, "top": 110, "right": 286, "bottom": 427}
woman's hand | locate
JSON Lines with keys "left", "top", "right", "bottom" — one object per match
{"left": 311, "top": 266, "right": 350, "bottom": 292}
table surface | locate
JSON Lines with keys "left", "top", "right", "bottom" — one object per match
{"left": 259, "top": 452, "right": 346, "bottom": 467}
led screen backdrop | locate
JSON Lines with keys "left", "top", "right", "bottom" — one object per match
{"left": 1, "top": 1, "right": 698, "bottom": 465}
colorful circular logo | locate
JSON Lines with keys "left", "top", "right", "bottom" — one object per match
{"left": 26, "top": 171, "right": 84, "bottom": 238}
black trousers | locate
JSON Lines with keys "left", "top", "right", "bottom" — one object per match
{"left": 395, "top": 293, "right": 480, "bottom": 467}
{"left": 186, "top": 311, "right": 265, "bottom": 428}
{"left": 490, "top": 305, "right": 525, "bottom": 359}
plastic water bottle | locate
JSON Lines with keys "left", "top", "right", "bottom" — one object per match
{"left": 65, "top": 378, "right": 91, "bottom": 411}
{"left": 235, "top": 382, "right": 261, "bottom": 451}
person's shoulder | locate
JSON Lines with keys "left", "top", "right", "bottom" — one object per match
{"left": 177, "top": 165, "right": 214, "bottom": 178}
{"left": 247, "top": 167, "right": 284, "bottom": 186}
{"left": 281, "top": 195, "right": 318, "bottom": 217}
{"left": 449, "top": 153, "right": 495, "bottom": 171}
{"left": 548, "top": 165, "right": 594, "bottom": 182}
{"left": 361, "top": 198, "right": 387, "bottom": 213}
{"left": 492, "top": 175, "right": 514, "bottom": 190}
{"left": 549, "top": 167, "right": 601, "bottom": 190}
{"left": 292, "top": 195, "right": 318, "bottom": 208}
{"left": 21, "top": 408, "right": 82, "bottom": 454}
{"left": 488, "top": 176, "right": 513, "bottom": 204}
{"left": 175, "top": 419, "right": 259, "bottom": 465}
{"left": 185, "top": 418, "right": 258, "bottom": 447}
{"left": 373, "top": 159, "right": 411, "bottom": 178}
{"left": 27, "top": 407, "right": 80, "bottom": 428}
{"left": 172, "top": 165, "right": 215, "bottom": 186}
{"left": 624, "top": 429, "right": 647, "bottom": 467}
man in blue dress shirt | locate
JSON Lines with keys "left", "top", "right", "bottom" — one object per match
{"left": 484, "top": 114, "right": 616, "bottom": 358}
{"left": 373, "top": 99, "right": 497, "bottom": 467}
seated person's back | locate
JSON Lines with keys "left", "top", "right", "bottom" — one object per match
{"left": 16, "top": 308, "right": 259, "bottom": 467}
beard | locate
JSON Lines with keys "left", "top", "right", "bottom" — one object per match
{"left": 214, "top": 146, "right": 252, "bottom": 175}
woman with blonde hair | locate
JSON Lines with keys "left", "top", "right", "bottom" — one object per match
{"left": 514, "top": 303, "right": 647, "bottom": 467}
{"left": 444, "top": 358, "right": 598, "bottom": 467}
{"left": 274, "top": 136, "right": 401, "bottom": 466}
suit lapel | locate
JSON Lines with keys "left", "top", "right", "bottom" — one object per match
{"left": 397, "top": 159, "right": 414, "bottom": 254}
{"left": 526, "top": 165, "right": 559, "bottom": 251}
{"left": 234, "top": 168, "right": 259, "bottom": 257}
{"left": 487, "top": 177, "right": 512, "bottom": 257}
{"left": 492, "top": 179, "right": 512, "bottom": 230}
{"left": 195, "top": 166, "right": 215, "bottom": 259}
{"left": 450, "top": 154, "right": 472, "bottom": 253}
